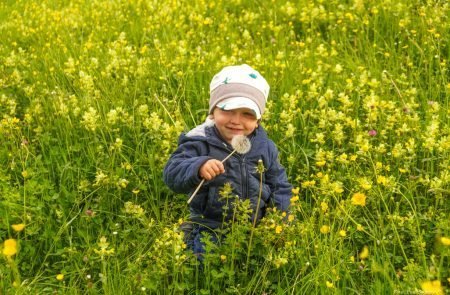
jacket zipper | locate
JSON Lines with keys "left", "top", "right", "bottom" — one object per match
{"left": 241, "top": 159, "right": 247, "bottom": 199}
{"left": 210, "top": 132, "right": 258, "bottom": 201}
{"left": 242, "top": 134, "right": 258, "bottom": 200}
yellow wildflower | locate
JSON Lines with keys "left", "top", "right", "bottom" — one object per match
{"left": 56, "top": 274, "right": 64, "bottom": 281}
{"left": 301, "top": 180, "right": 316, "bottom": 188}
{"left": 357, "top": 224, "right": 364, "bottom": 231}
{"left": 11, "top": 224, "right": 25, "bottom": 232}
{"left": 420, "top": 280, "right": 443, "bottom": 295}
{"left": 124, "top": 202, "right": 145, "bottom": 217}
{"left": 288, "top": 215, "right": 295, "bottom": 222}
{"left": 359, "top": 246, "right": 369, "bottom": 259}
{"left": 220, "top": 255, "right": 227, "bottom": 262}
{"left": 290, "top": 195, "right": 299, "bottom": 203}
{"left": 441, "top": 237, "right": 450, "bottom": 246}
{"left": 377, "top": 175, "right": 389, "bottom": 186}
{"left": 275, "top": 225, "right": 283, "bottom": 234}
{"left": 316, "top": 160, "right": 326, "bottom": 167}
{"left": 291, "top": 187, "right": 300, "bottom": 195}
{"left": 358, "top": 178, "right": 372, "bottom": 190}
{"left": 94, "top": 236, "right": 115, "bottom": 257}
{"left": 338, "top": 153, "right": 348, "bottom": 164}
{"left": 273, "top": 256, "right": 288, "bottom": 268}
{"left": 117, "top": 178, "right": 129, "bottom": 188}
{"left": 3, "top": 239, "right": 17, "bottom": 257}
{"left": 320, "top": 202, "right": 328, "bottom": 212}
{"left": 339, "top": 230, "right": 347, "bottom": 237}
{"left": 351, "top": 192, "right": 367, "bottom": 206}
{"left": 320, "top": 225, "right": 330, "bottom": 234}
{"left": 326, "top": 281, "right": 334, "bottom": 288}
{"left": 331, "top": 182, "right": 344, "bottom": 194}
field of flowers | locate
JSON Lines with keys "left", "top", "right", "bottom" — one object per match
{"left": 1, "top": 0, "right": 449, "bottom": 293}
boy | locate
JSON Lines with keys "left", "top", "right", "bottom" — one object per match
{"left": 163, "top": 64, "right": 292, "bottom": 255}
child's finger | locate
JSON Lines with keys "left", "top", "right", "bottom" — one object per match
{"left": 210, "top": 161, "right": 224, "bottom": 174}
{"left": 217, "top": 161, "right": 225, "bottom": 173}
{"left": 202, "top": 170, "right": 213, "bottom": 180}
{"left": 212, "top": 160, "right": 225, "bottom": 173}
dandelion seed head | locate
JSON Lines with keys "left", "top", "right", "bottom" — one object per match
{"left": 231, "top": 135, "right": 251, "bottom": 154}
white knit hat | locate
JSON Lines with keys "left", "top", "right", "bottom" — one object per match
{"left": 209, "top": 64, "right": 270, "bottom": 119}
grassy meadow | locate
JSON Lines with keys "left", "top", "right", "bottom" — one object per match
{"left": 1, "top": 0, "right": 449, "bottom": 293}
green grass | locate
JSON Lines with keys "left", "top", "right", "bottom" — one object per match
{"left": 1, "top": 0, "right": 449, "bottom": 294}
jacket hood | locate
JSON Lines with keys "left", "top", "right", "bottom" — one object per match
{"left": 185, "top": 117, "right": 215, "bottom": 138}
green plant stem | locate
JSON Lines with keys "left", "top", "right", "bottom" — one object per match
{"left": 245, "top": 164, "right": 264, "bottom": 274}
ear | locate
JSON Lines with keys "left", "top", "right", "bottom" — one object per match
{"left": 209, "top": 108, "right": 216, "bottom": 119}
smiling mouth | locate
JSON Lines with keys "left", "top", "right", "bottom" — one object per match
{"left": 227, "top": 127, "right": 243, "bottom": 132}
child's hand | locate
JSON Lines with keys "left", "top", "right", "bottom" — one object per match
{"left": 199, "top": 159, "right": 225, "bottom": 181}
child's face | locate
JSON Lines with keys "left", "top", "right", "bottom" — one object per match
{"left": 212, "top": 107, "right": 258, "bottom": 144}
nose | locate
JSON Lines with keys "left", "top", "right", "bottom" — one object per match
{"left": 229, "top": 111, "right": 241, "bottom": 124}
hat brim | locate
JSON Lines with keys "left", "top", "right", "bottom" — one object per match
{"left": 216, "top": 97, "right": 261, "bottom": 119}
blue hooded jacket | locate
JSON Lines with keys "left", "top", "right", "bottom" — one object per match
{"left": 163, "top": 120, "right": 292, "bottom": 229}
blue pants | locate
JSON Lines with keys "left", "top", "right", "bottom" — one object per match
{"left": 182, "top": 223, "right": 219, "bottom": 260}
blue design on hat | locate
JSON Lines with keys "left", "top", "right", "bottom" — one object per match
{"left": 249, "top": 73, "right": 257, "bottom": 79}
{"left": 223, "top": 77, "right": 230, "bottom": 84}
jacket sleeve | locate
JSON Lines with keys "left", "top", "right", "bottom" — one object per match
{"left": 265, "top": 141, "right": 292, "bottom": 212}
{"left": 163, "top": 136, "right": 211, "bottom": 194}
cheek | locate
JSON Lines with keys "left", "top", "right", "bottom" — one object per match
{"left": 214, "top": 116, "right": 228, "bottom": 126}
{"left": 246, "top": 121, "right": 258, "bottom": 130}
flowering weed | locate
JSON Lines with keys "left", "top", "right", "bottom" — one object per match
{"left": 0, "top": 0, "right": 449, "bottom": 293}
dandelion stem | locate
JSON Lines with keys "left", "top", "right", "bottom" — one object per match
{"left": 221, "top": 149, "right": 237, "bottom": 163}
{"left": 187, "top": 179, "right": 206, "bottom": 204}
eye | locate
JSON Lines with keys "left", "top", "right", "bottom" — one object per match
{"left": 243, "top": 112, "right": 256, "bottom": 118}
